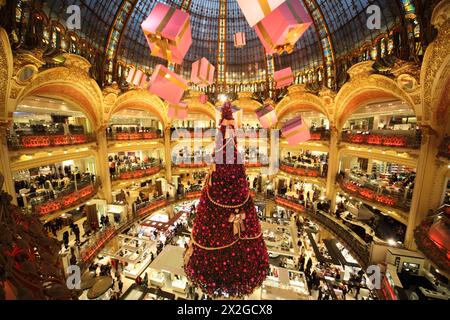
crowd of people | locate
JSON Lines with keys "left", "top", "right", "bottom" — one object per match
{"left": 109, "top": 155, "right": 161, "bottom": 177}
{"left": 14, "top": 167, "right": 95, "bottom": 208}
{"left": 282, "top": 151, "right": 329, "bottom": 177}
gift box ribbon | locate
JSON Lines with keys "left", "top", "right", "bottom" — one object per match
{"left": 171, "top": 103, "right": 188, "bottom": 117}
{"left": 276, "top": 74, "right": 294, "bottom": 83}
{"left": 229, "top": 212, "right": 246, "bottom": 235}
{"left": 158, "top": 69, "right": 188, "bottom": 90}
{"left": 257, "top": 0, "right": 272, "bottom": 16}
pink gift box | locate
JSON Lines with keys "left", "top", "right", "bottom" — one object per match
{"left": 148, "top": 64, "right": 188, "bottom": 104}
{"left": 139, "top": 73, "right": 149, "bottom": 90}
{"left": 191, "top": 57, "right": 215, "bottom": 87}
{"left": 199, "top": 94, "right": 208, "bottom": 104}
{"left": 274, "top": 67, "right": 294, "bottom": 89}
{"left": 141, "top": 3, "right": 192, "bottom": 64}
{"left": 255, "top": 105, "right": 278, "bottom": 128}
{"left": 168, "top": 102, "right": 188, "bottom": 120}
{"left": 126, "top": 67, "right": 145, "bottom": 87}
{"left": 234, "top": 32, "right": 246, "bottom": 48}
{"left": 254, "top": 0, "right": 312, "bottom": 54}
{"left": 281, "top": 117, "right": 311, "bottom": 145}
{"left": 237, "top": 0, "right": 286, "bottom": 27}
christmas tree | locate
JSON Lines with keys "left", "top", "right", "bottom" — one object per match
{"left": 184, "top": 102, "right": 269, "bottom": 298}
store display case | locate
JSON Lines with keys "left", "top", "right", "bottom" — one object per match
{"left": 262, "top": 265, "right": 310, "bottom": 300}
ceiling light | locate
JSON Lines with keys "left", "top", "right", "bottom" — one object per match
{"left": 387, "top": 239, "right": 396, "bottom": 246}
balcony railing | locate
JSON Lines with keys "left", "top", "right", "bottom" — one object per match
{"left": 111, "top": 164, "right": 162, "bottom": 181}
{"left": 414, "top": 220, "right": 450, "bottom": 275}
{"left": 7, "top": 133, "right": 96, "bottom": 150}
{"left": 280, "top": 162, "right": 325, "bottom": 178}
{"left": 337, "top": 177, "right": 411, "bottom": 212}
{"left": 309, "top": 129, "right": 331, "bottom": 141}
{"left": 438, "top": 136, "right": 450, "bottom": 159}
{"left": 107, "top": 130, "right": 162, "bottom": 141}
{"left": 29, "top": 178, "right": 99, "bottom": 217}
{"left": 341, "top": 130, "right": 422, "bottom": 149}
{"left": 275, "top": 195, "right": 370, "bottom": 267}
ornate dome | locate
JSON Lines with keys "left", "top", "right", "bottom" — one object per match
{"left": 42, "top": 0, "right": 409, "bottom": 87}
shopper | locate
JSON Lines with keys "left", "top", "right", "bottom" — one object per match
{"left": 118, "top": 279, "right": 123, "bottom": 294}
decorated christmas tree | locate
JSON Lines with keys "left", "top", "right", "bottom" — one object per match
{"left": 184, "top": 102, "right": 269, "bottom": 298}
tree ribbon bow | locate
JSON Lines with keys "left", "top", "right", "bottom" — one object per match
{"left": 228, "top": 212, "right": 246, "bottom": 235}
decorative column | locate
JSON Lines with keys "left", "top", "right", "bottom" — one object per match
{"left": 367, "top": 158, "right": 374, "bottom": 174}
{"left": 0, "top": 124, "right": 16, "bottom": 204}
{"left": 95, "top": 126, "right": 113, "bottom": 203}
{"left": 404, "top": 127, "right": 441, "bottom": 249}
{"left": 164, "top": 126, "right": 172, "bottom": 182}
{"left": 326, "top": 125, "right": 339, "bottom": 213}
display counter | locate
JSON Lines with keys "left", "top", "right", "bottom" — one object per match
{"left": 149, "top": 271, "right": 165, "bottom": 287}
{"left": 101, "top": 235, "right": 156, "bottom": 280}
{"left": 262, "top": 266, "right": 310, "bottom": 300}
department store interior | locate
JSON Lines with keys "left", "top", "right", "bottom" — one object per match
{"left": 0, "top": 0, "right": 449, "bottom": 301}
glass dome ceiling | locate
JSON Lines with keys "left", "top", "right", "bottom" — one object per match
{"left": 44, "top": 0, "right": 405, "bottom": 85}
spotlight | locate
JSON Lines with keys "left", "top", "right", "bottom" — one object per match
{"left": 387, "top": 239, "right": 396, "bottom": 246}
{"left": 218, "top": 94, "right": 228, "bottom": 103}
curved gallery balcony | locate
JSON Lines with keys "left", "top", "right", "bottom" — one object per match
{"left": 107, "top": 129, "right": 162, "bottom": 141}
{"left": 274, "top": 195, "right": 370, "bottom": 267}
{"left": 110, "top": 162, "right": 163, "bottom": 181}
{"left": 9, "top": 96, "right": 96, "bottom": 151}
{"left": 341, "top": 130, "right": 422, "bottom": 149}
{"left": 309, "top": 128, "right": 331, "bottom": 141}
{"left": 8, "top": 133, "right": 96, "bottom": 151}
{"left": 27, "top": 177, "right": 99, "bottom": 218}
{"left": 414, "top": 207, "right": 450, "bottom": 275}
{"left": 280, "top": 162, "right": 326, "bottom": 178}
{"left": 337, "top": 176, "right": 411, "bottom": 213}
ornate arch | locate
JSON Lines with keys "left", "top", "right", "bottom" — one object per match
{"left": 276, "top": 85, "right": 331, "bottom": 124}
{"left": 335, "top": 61, "right": 418, "bottom": 130}
{"left": 108, "top": 89, "right": 169, "bottom": 127}
{"left": 14, "top": 54, "right": 103, "bottom": 129}
{"left": 0, "top": 27, "right": 13, "bottom": 121}
{"left": 421, "top": 0, "right": 450, "bottom": 133}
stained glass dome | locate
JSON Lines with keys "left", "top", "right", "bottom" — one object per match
{"left": 42, "top": 0, "right": 409, "bottom": 88}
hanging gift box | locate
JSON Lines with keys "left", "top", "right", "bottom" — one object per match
{"left": 126, "top": 67, "right": 145, "bottom": 87}
{"left": 199, "top": 94, "right": 208, "bottom": 104}
{"left": 141, "top": 3, "right": 192, "bottom": 64}
{"left": 254, "top": 0, "right": 312, "bottom": 54}
{"left": 191, "top": 57, "right": 215, "bottom": 87}
{"left": 237, "top": 0, "right": 286, "bottom": 27}
{"left": 274, "top": 67, "right": 294, "bottom": 89}
{"left": 234, "top": 32, "right": 247, "bottom": 48}
{"left": 148, "top": 64, "right": 188, "bottom": 104}
{"left": 139, "top": 73, "right": 150, "bottom": 90}
{"left": 168, "top": 102, "right": 189, "bottom": 120}
{"left": 281, "top": 116, "right": 311, "bottom": 145}
{"left": 255, "top": 104, "right": 278, "bottom": 128}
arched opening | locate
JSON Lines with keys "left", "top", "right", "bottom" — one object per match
{"left": 108, "top": 108, "right": 164, "bottom": 141}
{"left": 7, "top": 95, "right": 96, "bottom": 150}
{"left": 341, "top": 100, "right": 421, "bottom": 149}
